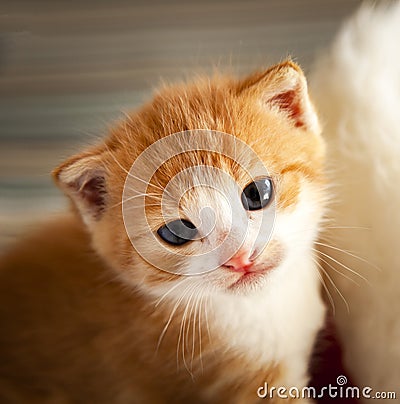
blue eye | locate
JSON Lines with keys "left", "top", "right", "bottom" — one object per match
{"left": 157, "top": 219, "right": 198, "bottom": 246}
{"left": 241, "top": 178, "right": 273, "bottom": 211}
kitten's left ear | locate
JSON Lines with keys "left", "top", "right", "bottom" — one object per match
{"left": 238, "top": 60, "right": 320, "bottom": 134}
{"left": 52, "top": 149, "right": 108, "bottom": 227}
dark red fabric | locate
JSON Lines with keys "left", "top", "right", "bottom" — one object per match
{"left": 309, "top": 314, "right": 360, "bottom": 403}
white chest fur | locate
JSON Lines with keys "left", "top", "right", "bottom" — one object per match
{"left": 211, "top": 254, "right": 325, "bottom": 386}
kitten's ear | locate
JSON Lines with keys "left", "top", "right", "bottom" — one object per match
{"left": 238, "top": 60, "right": 320, "bottom": 134}
{"left": 53, "top": 150, "right": 108, "bottom": 226}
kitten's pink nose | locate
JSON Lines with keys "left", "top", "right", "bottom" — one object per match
{"left": 223, "top": 251, "right": 253, "bottom": 272}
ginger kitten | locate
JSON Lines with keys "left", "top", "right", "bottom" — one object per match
{"left": 0, "top": 61, "right": 326, "bottom": 403}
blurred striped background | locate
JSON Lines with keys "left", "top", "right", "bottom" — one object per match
{"left": 0, "top": 0, "right": 361, "bottom": 250}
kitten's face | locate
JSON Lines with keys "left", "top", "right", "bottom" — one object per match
{"left": 54, "top": 61, "right": 325, "bottom": 297}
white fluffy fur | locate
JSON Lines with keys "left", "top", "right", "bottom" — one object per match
{"left": 311, "top": 2, "right": 400, "bottom": 395}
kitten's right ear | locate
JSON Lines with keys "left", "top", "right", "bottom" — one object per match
{"left": 53, "top": 150, "right": 108, "bottom": 227}
{"left": 238, "top": 60, "right": 320, "bottom": 134}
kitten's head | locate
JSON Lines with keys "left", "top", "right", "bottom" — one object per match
{"left": 53, "top": 61, "right": 325, "bottom": 297}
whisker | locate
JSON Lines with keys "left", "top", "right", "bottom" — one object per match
{"left": 156, "top": 297, "right": 183, "bottom": 353}
{"left": 174, "top": 282, "right": 195, "bottom": 370}
{"left": 155, "top": 278, "right": 187, "bottom": 308}
{"left": 122, "top": 203, "right": 161, "bottom": 211}
{"left": 318, "top": 261, "right": 350, "bottom": 314}
{"left": 204, "top": 293, "right": 212, "bottom": 347}
{"left": 317, "top": 250, "right": 370, "bottom": 285}
{"left": 184, "top": 286, "right": 200, "bottom": 376}
{"left": 313, "top": 257, "right": 336, "bottom": 315}
{"left": 123, "top": 192, "right": 160, "bottom": 203}
{"left": 109, "top": 192, "right": 160, "bottom": 210}
{"left": 315, "top": 241, "right": 380, "bottom": 272}
{"left": 178, "top": 283, "right": 198, "bottom": 378}
{"left": 155, "top": 280, "right": 190, "bottom": 356}
{"left": 197, "top": 291, "right": 205, "bottom": 373}
{"left": 323, "top": 225, "right": 371, "bottom": 230}
{"left": 315, "top": 251, "right": 360, "bottom": 286}
{"left": 190, "top": 289, "right": 201, "bottom": 373}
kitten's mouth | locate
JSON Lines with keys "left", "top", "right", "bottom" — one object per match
{"left": 226, "top": 263, "right": 277, "bottom": 291}
{"left": 221, "top": 242, "right": 284, "bottom": 291}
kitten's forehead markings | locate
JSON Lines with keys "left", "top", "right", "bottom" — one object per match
{"left": 122, "top": 129, "right": 276, "bottom": 276}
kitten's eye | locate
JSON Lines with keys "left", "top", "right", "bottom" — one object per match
{"left": 241, "top": 178, "right": 273, "bottom": 211}
{"left": 157, "top": 219, "right": 198, "bottom": 246}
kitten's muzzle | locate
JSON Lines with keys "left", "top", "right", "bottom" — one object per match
{"left": 222, "top": 250, "right": 255, "bottom": 273}
{"left": 222, "top": 244, "right": 282, "bottom": 275}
